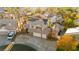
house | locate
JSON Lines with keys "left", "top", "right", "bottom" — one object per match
{"left": 65, "top": 27, "right": 79, "bottom": 41}
{"left": 65, "top": 27, "right": 79, "bottom": 34}
{"left": 3, "top": 12, "right": 15, "bottom": 19}
{"left": 28, "top": 20, "right": 50, "bottom": 38}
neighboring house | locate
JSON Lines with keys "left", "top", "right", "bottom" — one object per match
{"left": 65, "top": 27, "right": 79, "bottom": 41}
{"left": 65, "top": 27, "right": 79, "bottom": 34}
{"left": 56, "top": 16, "right": 64, "bottom": 23}
{"left": 3, "top": 12, "right": 15, "bottom": 19}
{"left": 0, "top": 19, "right": 17, "bottom": 35}
{"left": 50, "top": 15, "right": 64, "bottom": 24}
{"left": 50, "top": 15, "right": 57, "bottom": 23}
{"left": 28, "top": 20, "right": 50, "bottom": 38}
{"left": 0, "top": 7, "right": 4, "bottom": 13}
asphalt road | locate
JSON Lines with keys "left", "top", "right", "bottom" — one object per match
{"left": 0, "top": 35, "right": 10, "bottom": 46}
{"left": 0, "top": 34, "right": 57, "bottom": 51}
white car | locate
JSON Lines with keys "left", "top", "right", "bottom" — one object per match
{"left": 7, "top": 31, "right": 16, "bottom": 40}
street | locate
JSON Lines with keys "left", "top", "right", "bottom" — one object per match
{"left": 0, "top": 34, "right": 56, "bottom": 51}
{"left": 0, "top": 35, "right": 10, "bottom": 46}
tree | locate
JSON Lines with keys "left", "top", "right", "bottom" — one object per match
{"left": 64, "top": 17, "right": 76, "bottom": 28}
{"left": 56, "top": 34, "right": 78, "bottom": 51}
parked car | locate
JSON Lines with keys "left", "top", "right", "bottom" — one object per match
{"left": 7, "top": 31, "right": 16, "bottom": 40}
